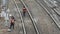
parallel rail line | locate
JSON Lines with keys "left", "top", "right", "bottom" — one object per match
{"left": 34, "top": 0, "right": 60, "bottom": 29}
{"left": 20, "top": 0, "right": 40, "bottom": 34}
{"left": 13, "top": 0, "right": 40, "bottom": 34}
{"left": 13, "top": 0, "right": 26, "bottom": 34}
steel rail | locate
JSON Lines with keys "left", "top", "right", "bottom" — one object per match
{"left": 13, "top": 0, "right": 26, "bottom": 34}
{"left": 53, "top": 8, "right": 60, "bottom": 16}
{"left": 42, "top": 0, "right": 60, "bottom": 16}
{"left": 19, "top": 0, "right": 40, "bottom": 34}
{"left": 42, "top": 0, "right": 60, "bottom": 28}
{"left": 43, "top": 0, "right": 60, "bottom": 16}
{"left": 34, "top": 0, "right": 60, "bottom": 29}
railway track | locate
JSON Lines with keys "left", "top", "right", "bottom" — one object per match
{"left": 1, "top": 0, "right": 60, "bottom": 34}
{"left": 0, "top": 0, "right": 40, "bottom": 34}
{"left": 34, "top": 0, "right": 60, "bottom": 29}
{"left": 43, "top": 0, "right": 60, "bottom": 28}
{"left": 13, "top": 0, "right": 40, "bottom": 34}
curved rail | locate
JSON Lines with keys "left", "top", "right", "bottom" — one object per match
{"left": 34, "top": 0, "right": 60, "bottom": 29}
{"left": 13, "top": 0, "right": 26, "bottom": 34}
{"left": 19, "top": 0, "right": 40, "bottom": 34}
